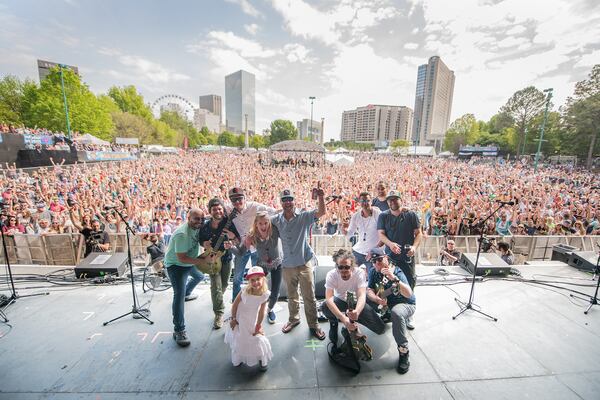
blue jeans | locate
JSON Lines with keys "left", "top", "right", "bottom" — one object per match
{"left": 353, "top": 250, "right": 373, "bottom": 277}
{"left": 166, "top": 265, "right": 204, "bottom": 332}
{"left": 232, "top": 250, "right": 258, "bottom": 301}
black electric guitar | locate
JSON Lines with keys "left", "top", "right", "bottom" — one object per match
{"left": 195, "top": 209, "right": 238, "bottom": 275}
{"left": 346, "top": 291, "right": 373, "bottom": 361}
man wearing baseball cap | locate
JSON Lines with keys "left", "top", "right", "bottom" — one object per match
{"left": 227, "top": 187, "right": 278, "bottom": 303}
{"left": 376, "top": 189, "right": 421, "bottom": 329}
{"left": 366, "top": 247, "right": 415, "bottom": 374}
{"left": 271, "top": 187, "right": 327, "bottom": 340}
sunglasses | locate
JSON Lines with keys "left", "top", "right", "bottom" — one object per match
{"left": 336, "top": 264, "right": 352, "bottom": 271}
{"left": 358, "top": 199, "right": 370, "bottom": 203}
{"left": 372, "top": 257, "right": 385, "bottom": 263}
{"left": 231, "top": 197, "right": 244, "bottom": 203}
{"left": 281, "top": 198, "right": 294, "bottom": 203}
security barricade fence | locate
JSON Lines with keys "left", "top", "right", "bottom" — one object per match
{"left": 0, "top": 233, "right": 598, "bottom": 267}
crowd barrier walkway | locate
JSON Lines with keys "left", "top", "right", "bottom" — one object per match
{"left": 0, "top": 233, "right": 598, "bottom": 267}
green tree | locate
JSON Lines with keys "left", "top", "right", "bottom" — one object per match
{"left": 0, "top": 75, "right": 37, "bottom": 125}
{"left": 269, "top": 119, "right": 297, "bottom": 144}
{"left": 22, "top": 68, "right": 114, "bottom": 139}
{"left": 249, "top": 135, "right": 266, "bottom": 149}
{"left": 108, "top": 85, "right": 154, "bottom": 121}
{"left": 217, "top": 130, "right": 237, "bottom": 147}
{"left": 391, "top": 139, "right": 410, "bottom": 149}
{"left": 112, "top": 111, "right": 154, "bottom": 144}
{"left": 500, "top": 86, "right": 547, "bottom": 158}
{"left": 443, "top": 114, "right": 480, "bottom": 153}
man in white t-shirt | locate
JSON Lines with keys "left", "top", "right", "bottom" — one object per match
{"left": 323, "top": 249, "right": 385, "bottom": 349}
{"left": 342, "top": 191, "right": 382, "bottom": 275}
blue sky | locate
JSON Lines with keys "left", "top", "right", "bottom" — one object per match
{"left": 1, "top": 0, "right": 599, "bottom": 139}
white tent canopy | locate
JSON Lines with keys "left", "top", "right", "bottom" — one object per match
{"left": 74, "top": 133, "right": 110, "bottom": 146}
{"left": 333, "top": 147, "right": 349, "bottom": 153}
{"left": 325, "top": 153, "right": 355, "bottom": 165}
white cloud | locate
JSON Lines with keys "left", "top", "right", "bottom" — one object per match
{"left": 244, "top": 23, "right": 259, "bottom": 35}
{"left": 403, "top": 42, "right": 419, "bottom": 50}
{"left": 118, "top": 55, "right": 190, "bottom": 84}
{"left": 574, "top": 52, "right": 600, "bottom": 69}
{"left": 283, "top": 43, "right": 315, "bottom": 63}
{"left": 224, "top": 0, "right": 262, "bottom": 18}
{"left": 206, "top": 31, "right": 277, "bottom": 58}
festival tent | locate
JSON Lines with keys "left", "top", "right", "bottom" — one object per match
{"left": 333, "top": 147, "right": 349, "bottom": 153}
{"left": 73, "top": 133, "right": 110, "bottom": 146}
{"left": 325, "top": 153, "right": 355, "bottom": 166}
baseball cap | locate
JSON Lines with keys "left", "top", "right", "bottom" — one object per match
{"left": 370, "top": 247, "right": 386, "bottom": 259}
{"left": 246, "top": 266, "right": 265, "bottom": 279}
{"left": 386, "top": 190, "right": 401, "bottom": 201}
{"left": 228, "top": 187, "right": 245, "bottom": 198}
{"left": 280, "top": 189, "right": 294, "bottom": 200}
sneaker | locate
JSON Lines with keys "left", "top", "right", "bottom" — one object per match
{"left": 406, "top": 316, "right": 415, "bottom": 330}
{"left": 184, "top": 294, "right": 198, "bottom": 302}
{"left": 267, "top": 309, "right": 276, "bottom": 324}
{"left": 213, "top": 314, "right": 223, "bottom": 329}
{"left": 397, "top": 348, "right": 410, "bottom": 374}
{"left": 173, "top": 330, "right": 190, "bottom": 347}
{"left": 259, "top": 361, "right": 268, "bottom": 372}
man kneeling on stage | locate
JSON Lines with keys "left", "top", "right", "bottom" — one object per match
{"left": 323, "top": 249, "right": 385, "bottom": 357}
{"left": 367, "top": 247, "right": 416, "bottom": 374}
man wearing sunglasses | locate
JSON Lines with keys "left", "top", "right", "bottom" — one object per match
{"left": 367, "top": 248, "right": 415, "bottom": 374}
{"left": 227, "top": 187, "right": 278, "bottom": 302}
{"left": 272, "top": 188, "right": 327, "bottom": 340}
{"left": 323, "top": 249, "right": 385, "bottom": 350}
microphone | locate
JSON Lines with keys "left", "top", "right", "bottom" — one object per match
{"left": 496, "top": 200, "right": 514, "bottom": 206}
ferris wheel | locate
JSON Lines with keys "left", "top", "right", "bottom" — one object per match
{"left": 151, "top": 94, "right": 195, "bottom": 121}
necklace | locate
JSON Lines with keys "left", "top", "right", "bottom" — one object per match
{"left": 360, "top": 212, "right": 373, "bottom": 241}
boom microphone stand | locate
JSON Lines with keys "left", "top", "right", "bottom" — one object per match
{"left": 0, "top": 213, "right": 49, "bottom": 323}
{"left": 103, "top": 207, "right": 153, "bottom": 326}
{"left": 570, "top": 244, "right": 600, "bottom": 314}
{"left": 452, "top": 202, "right": 509, "bottom": 321}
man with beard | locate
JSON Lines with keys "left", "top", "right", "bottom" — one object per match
{"left": 163, "top": 208, "right": 210, "bottom": 347}
{"left": 322, "top": 249, "right": 384, "bottom": 349}
{"left": 197, "top": 198, "right": 240, "bottom": 329}
{"left": 272, "top": 188, "right": 327, "bottom": 340}
{"left": 377, "top": 190, "right": 421, "bottom": 329}
{"left": 342, "top": 191, "right": 382, "bottom": 275}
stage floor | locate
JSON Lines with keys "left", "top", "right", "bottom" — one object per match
{"left": 1, "top": 262, "right": 600, "bottom": 399}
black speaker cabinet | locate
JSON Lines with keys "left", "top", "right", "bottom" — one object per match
{"left": 74, "top": 252, "right": 128, "bottom": 278}
{"left": 567, "top": 251, "right": 599, "bottom": 272}
{"left": 551, "top": 243, "right": 579, "bottom": 264}
{"left": 459, "top": 252, "right": 510, "bottom": 276}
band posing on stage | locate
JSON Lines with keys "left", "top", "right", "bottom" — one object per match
{"left": 162, "top": 184, "right": 420, "bottom": 374}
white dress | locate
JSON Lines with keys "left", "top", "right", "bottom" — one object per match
{"left": 224, "top": 290, "right": 273, "bottom": 366}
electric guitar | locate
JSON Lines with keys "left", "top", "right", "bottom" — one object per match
{"left": 374, "top": 278, "right": 400, "bottom": 315}
{"left": 195, "top": 209, "right": 238, "bottom": 275}
{"left": 346, "top": 291, "right": 373, "bottom": 361}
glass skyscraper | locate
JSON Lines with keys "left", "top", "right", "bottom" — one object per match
{"left": 225, "top": 70, "right": 255, "bottom": 134}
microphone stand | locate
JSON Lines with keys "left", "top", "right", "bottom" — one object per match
{"left": 0, "top": 213, "right": 49, "bottom": 323}
{"left": 569, "top": 246, "right": 600, "bottom": 314}
{"left": 103, "top": 208, "right": 153, "bottom": 326}
{"left": 452, "top": 202, "right": 507, "bottom": 321}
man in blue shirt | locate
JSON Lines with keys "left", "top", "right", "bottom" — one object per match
{"left": 367, "top": 248, "right": 415, "bottom": 374}
{"left": 271, "top": 188, "right": 327, "bottom": 340}
{"left": 163, "top": 208, "right": 209, "bottom": 347}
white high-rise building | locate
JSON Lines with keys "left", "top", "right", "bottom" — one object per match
{"left": 193, "top": 108, "right": 221, "bottom": 133}
{"left": 225, "top": 70, "right": 255, "bottom": 134}
{"left": 199, "top": 95, "right": 222, "bottom": 125}
{"left": 296, "top": 119, "right": 322, "bottom": 142}
{"left": 412, "top": 56, "right": 455, "bottom": 151}
{"left": 340, "top": 105, "right": 413, "bottom": 146}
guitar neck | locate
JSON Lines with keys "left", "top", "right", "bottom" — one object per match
{"left": 212, "top": 210, "right": 237, "bottom": 249}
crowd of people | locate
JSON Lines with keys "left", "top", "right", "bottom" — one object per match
{"left": 1, "top": 152, "right": 599, "bottom": 242}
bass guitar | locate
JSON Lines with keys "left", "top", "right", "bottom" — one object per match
{"left": 195, "top": 209, "right": 238, "bottom": 275}
{"left": 374, "top": 278, "right": 400, "bottom": 315}
{"left": 345, "top": 291, "right": 373, "bottom": 361}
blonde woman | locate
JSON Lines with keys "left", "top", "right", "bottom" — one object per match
{"left": 244, "top": 211, "right": 282, "bottom": 325}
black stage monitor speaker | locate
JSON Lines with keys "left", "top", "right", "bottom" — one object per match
{"left": 459, "top": 253, "right": 510, "bottom": 276}
{"left": 74, "top": 252, "right": 128, "bottom": 279}
{"left": 567, "top": 251, "right": 599, "bottom": 273}
{"left": 551, "top": 244, "right": 579, "bottom": 264}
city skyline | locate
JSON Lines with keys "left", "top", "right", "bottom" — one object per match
{"left": 1, "top": 0, "right": 598, "bottom": 141}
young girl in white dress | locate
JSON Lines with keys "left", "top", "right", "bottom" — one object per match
{"left": 224, "top": 266, "right": 273, "bottom": 371}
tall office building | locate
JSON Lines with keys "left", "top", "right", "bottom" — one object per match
{"left": 412, "top": 56, "right": 455, "bottom": 150}
{"left": 340, "top": 105, "right": 413, "bottom": 147}
{"left": 37, "top": 59, "right": 79, "bottom": 82}
{"left": 199, "top": 95, "right": 222, "bottom": 125}
{"left": 193, "top": 108, "right": 221, "bottom": 133}
{"left": 296, "top": 119, "right": 322, "bottom": 143}
{"left": 225, "top": 70, "right": 255, "bottom": 134}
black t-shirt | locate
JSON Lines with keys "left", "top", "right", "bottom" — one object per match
{"left": 377, "top": 210, "right": 420, "bottom": 261}
{"left": 80, "top": 228, "right": 110, "bottom": 256}
{"left": 372, "top": 198, "right": 389, "bottom": 212}
{"left": 146, "top": 240, "right": 165, "bottom": 263}
{"left": 197, "top": 217, "right": 240, "bottom": 263}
